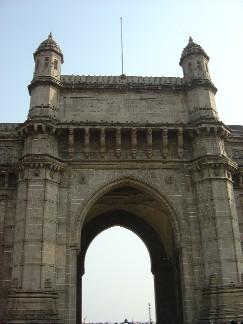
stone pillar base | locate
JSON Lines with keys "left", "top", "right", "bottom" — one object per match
{"left": 4, "top": 290, "right": 63, "bottom": 324}
{"left": 199, "top": 285, "right": 243, "bottom": 323}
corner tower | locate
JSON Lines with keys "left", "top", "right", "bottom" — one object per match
{"left": 28, "top": 33, "right": 63, "bottom": 120}
{"left": 180, "top": 37, "right": 219, "bottom": 122}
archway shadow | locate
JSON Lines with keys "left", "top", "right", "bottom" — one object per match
{"left": 77, "top": 209, "right": 183, "bottom": 324}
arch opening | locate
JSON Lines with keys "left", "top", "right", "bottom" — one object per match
{"left": 77, "top": 184, "right": 183, "bottom": 324}
{"left": 82, "top": 226, "right": 156, "bottom": 323}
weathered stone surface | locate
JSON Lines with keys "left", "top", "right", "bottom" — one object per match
{"left": 0, "top": 34, "right": 242, "bottom": 324}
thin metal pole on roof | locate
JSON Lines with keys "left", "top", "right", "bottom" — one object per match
{"left": 120, "top": 17, "right": 124, "bottom": 75}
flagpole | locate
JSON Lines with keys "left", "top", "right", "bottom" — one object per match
{"left": 120, "top": 17, "right": 124, "bottom": 75}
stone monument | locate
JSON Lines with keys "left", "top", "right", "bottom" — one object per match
{"left": 0, "top": 34, "right": 243, "bottom": 323}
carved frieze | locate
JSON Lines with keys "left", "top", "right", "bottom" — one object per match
{"left": 232, "top": 148, "right": 243, "bottom": 159}
{"left": 68, "top": 128, "right": 74, "bottom": 158}
{"left": 63, "top": 92, "right": 188, "bottom": 124}
{"left": 17, "top": 120, "right": 57, "bottom": 137}
{"left": 232, "top": 169, "right": 243, "bottom": 188}
{"left": 188, "top": 106, "right": 219, "bottom": 122}
{"left": 147, "top": 128, "right": 153, "bottom": 159}
{"left": 164, "top": 175, "right": 174, "bottom": 184}
{"left": 177, "top": 128, "right": 183, "bottom": 158}
{"left": 115, "top": 127, "right": 121, "bottom": 159}
{"left": 131, "top": 128, "right": 137, "bottom": 159}
{"left": 84, "top": 127, "right": 90, "bottom": 158}
{"left": 0, "top": 171, "right": 17, "bottom": 189}
{"left": 17, "top": 156, "right": 66, "bottom": 178}
{"left": 188, "top": 156, "right": 237, "bottom": 183}
{"left": 162, "top": 129, "right": 168, "bottom": 159}
{"left": 99, "top": 128, "right": 106, "bottom": 158}
{"left": 0, "top": 147, "right": 14, "bottom": 158}
{"left": 44, "top": 278, "right": 52, "bottom": 290}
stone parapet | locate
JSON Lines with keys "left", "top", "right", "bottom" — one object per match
{"left": 61, "top": 74, "right": 184, "bottom": 89}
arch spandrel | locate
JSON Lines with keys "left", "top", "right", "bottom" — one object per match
{"left": 72, "top": 176, "right": 183, "bottom": 250}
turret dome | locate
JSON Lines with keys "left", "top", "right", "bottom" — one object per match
{"left": 179, "top": 37, "right": 209, "bottom": 66}
{"left": 34, "top": 33, "right": 63, "bottom": 63}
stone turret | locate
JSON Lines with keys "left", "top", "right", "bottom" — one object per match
{"left": 180, "top": 36, "right": 211, "bottom": 82}
{"left": 33, "top": 32, "right": 63, "bottom": 80}
{"left": 180, "top": 37, "right": 219, "bottom": 122}
{"left": 28, "top": 33, "right": 63, "bottom": 120}
{"left": 3, "top": 35, "right": 65, "bottom": 323}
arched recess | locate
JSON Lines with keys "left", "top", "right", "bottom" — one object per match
{"left": 76, "top": 182, "right": 183, "bottom": 324}
{"left": 74, "top": 177, "right": 182, "bottom": 249}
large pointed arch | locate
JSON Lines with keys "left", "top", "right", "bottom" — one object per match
{"left": 73, "top": 176, "right": 182, "bottom": 250}
{"left": 75, "top": 177, "right": 184, "bottom": 324}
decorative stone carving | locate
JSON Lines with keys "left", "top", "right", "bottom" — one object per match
{"left": 79, "top": 174, "right": 86, "bottom": 184}
{"left": 213, "top": 169, "right": 220, "bottom": 176}
{"left": 177, "top": 128, "right": 183, "bottom": 158}
{"left": 50, "top": 170, "right": 54, "bottom": 178}
{"left": 33, "top": 169, "right": 41, "bottom": 177}
{"left": 162, "top": 128, "right": 168, "bottom": 159}
{"left": 232, "top": 148, "right": 243, "bottom": 159}
{"left": 240, "top": 174, "right": 243, "bottom": 188}
{"left": 84, "top": 127, "right": 90, "bottom": 158}
{"left": 115, "top": 127, "right": 122, "bottom": 159}
{"left": 1, "top": 35, "right": 243, "bottom": 324}
{"left": 68, "top": 128, "right": 74, "bottom": 158}
{"left": 44, "top": 278, "right": 52, "bottom": 290}
{"left": 99, "top": 127, "right": 106, "bottom": 158}
{"left": 11, "top": 278, "right": 19, "bottom": 289}
{"left": 209, "top": 274, "right": 217, "bottom": 286}
{"left": 164, "top": 175, "right": 174, "bottom": 184}
{"left": 131, "top": 128, "right": 137, "bottom": 159}
{"left": 147, "top": 128, "right": 152, "bottom": 159}
{"left": 0, "top": 147, "right": 14, "bottom": 158}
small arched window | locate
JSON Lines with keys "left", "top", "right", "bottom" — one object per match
{"left": 205, "top": 62, "right": 209, "bottom": 73}
{"left": 188, "top": 62, "right": 193, "bottom": 74}
{"left": 35, "top": 60, "right": 39, "bottom": 72}
{"left": 44, "top": 57, "right": 49, "bottom": 68}
{"left": 197, "top": 61, "right": 202, "bottom": 70}
{"left": 54, "top": 59, "right": 58, "bottom": 70}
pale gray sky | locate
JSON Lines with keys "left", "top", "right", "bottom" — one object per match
{"left": 0, "top": 0, "right": 242, "bottom": 322}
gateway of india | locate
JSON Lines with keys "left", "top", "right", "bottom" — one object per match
{"left": 0, "top": 33, "right": 243, "bottom": 324}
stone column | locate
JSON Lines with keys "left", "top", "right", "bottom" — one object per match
{"left": 189, "top": 157, "right": 243, "bottom": 321}
{"left": 188, "top": 126, "right": 243, "bottom": 322}
{"left": 5, "top": 124, "right": 65, "bottom": 323}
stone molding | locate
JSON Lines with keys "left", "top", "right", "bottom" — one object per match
{"left": 187, "top": 155, "right": 237, "bottom": 183}
{"left": 17, "top": 154, "right": 66, "bottom": 173}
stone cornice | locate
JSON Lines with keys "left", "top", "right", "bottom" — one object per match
{"left": 60, "top": 75, "right": 217, "bottom": 93}
{"left": 0, "top": 123, "right": 21, "bottom": 139}
{"left": 17, "top": 154, "right": 66, "bottom": 172}
{"left": 28, "top": 76, "right": 62, "bottom": 94}
{"left": 187, "top": 155, "right": 238, "bottom": 183}
{"left": 188, "top": 155, "right": 238, "bottom": 171}
{"left": 185, "top": 78, "right": 217, "bottom": 93}
{"left": 17, "top": 119, "right": 57, "bottom": 137}
{"left": 61, "top": 75, "right": 184, "bottom": 90}
{"left": 14, "top": 120, "right": 231, "bottom": 144}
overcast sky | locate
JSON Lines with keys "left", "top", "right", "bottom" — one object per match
{"left": 0, "top": 0, "right": 243, "bottom": 322}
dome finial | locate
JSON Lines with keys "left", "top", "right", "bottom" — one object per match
{"left": 34, "top": 33, "right": 63, "bottom": 63}
{"left": 189, "top": 35, "right": 193, "bottom": 43}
